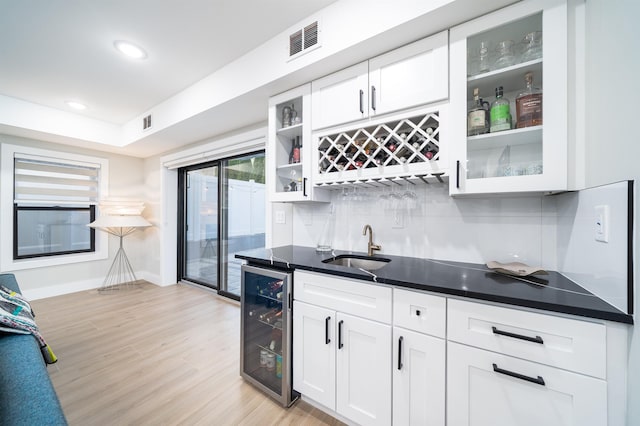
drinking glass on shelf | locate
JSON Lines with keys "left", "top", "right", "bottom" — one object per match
{"left": 493, "top": 40, "right": 516, "bottom": 70}
{"left": 478, "top": 41, "right": 491, "bottom": 74}
{"left": 467, "top": 42, "right": 492, "bottom": 76}
{"left": 520, "top": 31, "right": 542, "bottom": 62}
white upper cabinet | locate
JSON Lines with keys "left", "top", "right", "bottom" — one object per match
{"left": 267, "top": 84, "right": 330, "bottom": 202}
{"left": 369, "top": 30, "right": 449, "bottom": 117}
{"left": 312, "top": 30, "right": 449, "bottom": 131}
{"left": 311, "top": 62, "right": 369, "bottom": 131}
{"left": 449, "top": 0, "right": 568, "bottom": 195}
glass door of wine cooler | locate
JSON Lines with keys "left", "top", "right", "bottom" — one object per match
{"left": 240, "top": 264, "right": 297, "bottom": 406}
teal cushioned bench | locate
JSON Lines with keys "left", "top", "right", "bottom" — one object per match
{"left": 0, "top": 273, "right": 67, "bottom": 426}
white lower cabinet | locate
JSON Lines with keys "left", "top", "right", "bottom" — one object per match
{"left": 447, "top": 341, "right": 607, "bottom": 426}
{"left": 292, "top": 301, "right": 335, "bottom": 408}
{"left": 337, "top": 312, "right": 391, "bottom": 426}
{"left": 293, "top": 271, "right": 392, "bottom": 426}
{"left": 393, "top": 327, "right": 445, "bottom": 425}
{"left": 293, "top": 272, "right": 621, "bottom": 426}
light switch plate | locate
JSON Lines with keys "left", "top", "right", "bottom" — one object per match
{"left": 595, "top": 205, "right": 609, "bottom": 243}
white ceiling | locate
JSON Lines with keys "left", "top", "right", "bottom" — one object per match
{"left": 0, "top": 0, "right": 337, "bottom": 125}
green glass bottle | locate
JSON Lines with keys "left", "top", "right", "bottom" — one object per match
{"left": 490, "top": 86, "right": 511, "bottom": 133}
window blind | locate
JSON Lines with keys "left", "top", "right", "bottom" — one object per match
{"left": 14, "top": 156, "right": 100, "bottom": 205}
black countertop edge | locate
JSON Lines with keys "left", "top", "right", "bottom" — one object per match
{"left": 236, "top": 251, "right": 634, "bottom": 325}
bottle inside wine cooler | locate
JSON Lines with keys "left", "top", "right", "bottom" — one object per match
{"left": 515, "top": 72, "right": 543, "bottom": 128}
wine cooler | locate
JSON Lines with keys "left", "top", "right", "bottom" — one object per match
{"left": 240, "top": 264, "right": 298, "bottom": 406}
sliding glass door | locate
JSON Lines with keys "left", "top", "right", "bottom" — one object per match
{"left": 220, "top": 154, "right": 266, "bottom": 297}
{"left": 179, "top": 152, "right": 265, "bottom": 299}
{"left": 182, "top": 165, "right": 219, "bottom": 286}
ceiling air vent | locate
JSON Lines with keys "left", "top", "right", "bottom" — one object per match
{"left": 290, "top": 30, "right": 303, "bottom": 56}
{"left": 289, "top": 20, "right": 319, "bottom": 58}
{"left": 142, "top": 114, "right": 152, "bottom": 131}
{"left": 304, "top": 21, "right": 318, "bottom": 49}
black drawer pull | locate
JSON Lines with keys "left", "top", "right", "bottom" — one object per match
{"left": 492, "top": 326, "right": 544, "bottom": 344}
{"left": 493, "top": 363, "right": 545, "bottom": 386}
{"left": 398, "top": 336, "right": 404, "bottom": 370}
{"left": 456, "top": 160, "right": 460, "bottom": 189}
{"left": 338, "top": 320, "right": 344, "bottom": 349}
{"left": 325, "top": 316, "right": 331, "bottom": 345}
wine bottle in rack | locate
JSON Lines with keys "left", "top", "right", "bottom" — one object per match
{"left": 422, "top": 142, "right": 439, "bottom": 160}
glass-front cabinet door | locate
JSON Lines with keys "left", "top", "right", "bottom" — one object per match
{"left": 449, "top": 0, "right": 567, "bottom": 195}
{"left": 267, "top": 84, "right": 330, "bottom": 203}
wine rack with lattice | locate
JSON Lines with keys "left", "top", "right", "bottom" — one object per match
{"left": 315, "top": 112, "right": 444, "bottom": 185}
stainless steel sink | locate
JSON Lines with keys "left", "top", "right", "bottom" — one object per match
{"left": 322, "top": 254, "right": 391, "bottom": 271}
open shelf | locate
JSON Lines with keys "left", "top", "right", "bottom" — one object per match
{"left": 467, "top": 59, "right": 542, "bottom": 99}
{"left": 467, "top": 125, "right": 542, "bottom": 151}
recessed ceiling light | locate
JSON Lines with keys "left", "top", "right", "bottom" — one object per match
{"left": 65, "top": 101, "right": 87, "bottom": 110}
{"left": 114, "top": 40, "right": 147, "bottom": 59}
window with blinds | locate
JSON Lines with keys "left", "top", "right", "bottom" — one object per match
{"left": 14, "top": 157, "right": 100, "bottom": 205}
{"left": 13, "top": 155, "right": 99, "bottom": 259}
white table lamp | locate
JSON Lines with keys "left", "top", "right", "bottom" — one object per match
{"left": 89, "top": 213, "right": 152, "bottom": 291}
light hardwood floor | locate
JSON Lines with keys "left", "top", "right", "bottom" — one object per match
{"left": 31, "top": 282, "right": 343, "bottom": 426}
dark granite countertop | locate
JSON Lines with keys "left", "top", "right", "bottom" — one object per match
{"left": 235, "top": 245, "right": 632, "bottom": 324}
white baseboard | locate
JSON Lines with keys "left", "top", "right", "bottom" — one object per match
{"left": 138, "top": 271, "right": 169, "bottom": 286}
{"left": 22, "top": 270, "right": 170, "bottom": 300}
{"left": 22, "top": 277, "right": 104, "bottom": 300}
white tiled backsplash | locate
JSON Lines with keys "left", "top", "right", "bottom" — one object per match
{"left": 291, "top": 180, "right": 632, "bottom": 314}
{"left": 292, "top": 183, "right": 559, "bottom": 270}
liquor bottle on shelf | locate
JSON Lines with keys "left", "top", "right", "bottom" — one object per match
{"left": 292, "top": 136, "right": 301, "bottom": 163}
{"left": 468, "top": 88, "right": 490, "bottom": 136}
{"left": 515, "top": 72, "right": 543, "bottom": 128}
{"left": 288, "top": 138, "right": 295, "bottom": 164}
{"left": 490, "top": 86, "right": 512, "bottom": 133}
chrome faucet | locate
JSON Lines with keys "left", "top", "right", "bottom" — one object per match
{"left": 362, "top": 224, "right": 381, "bottom": 256}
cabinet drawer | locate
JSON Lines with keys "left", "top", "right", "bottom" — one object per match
{"left": 448, "top": 299, "right": 606, "bottom": 379}
{"left": 294, "top": 271, "right": 392, "bottom": 323}
{"left": 447, "top": 342, "right": 607, "bottom": 426}
{"left": 393, "top": 289, "right": 446, "bottom": 338}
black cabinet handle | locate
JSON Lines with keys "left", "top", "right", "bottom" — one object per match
{"left": 359, "top": 90, "right": 364, "bottom": 114}
{"left": 398, "top": 336, "right": 404, "bottom": 370}
{"left": 325, "top": 316, "right": 331, "bottom": 344}
{"left": 492, "top": 326, "right": 544, "bottom": 344}
{"left": 492, "top": 363, "right": 545, "bottom": 386}
{"left": 415, "top": 309, "right": 421, "bottom": 317}
{"left": 371, "top": 86, "right": 377, "bottom": 111}
{"left": 303, "top": 177, "right": 308, "bottom": 197}
{"left": 338, "top": 320, "right": 344, "bottom": 349}
{"left": 456, "top": 160, "right": 460, "bottom": 189}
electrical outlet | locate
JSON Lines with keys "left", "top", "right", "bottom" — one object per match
{"left": 595, "top": 205, "right": 609, "bottom": 243}
{"left": 275, "top": 210, "right": 286, "bottom": 224}
{"left": 392, "top": 210, "right": 404, "bottom": 229}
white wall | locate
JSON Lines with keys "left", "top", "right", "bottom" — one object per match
{"left": 0, "top": 134, "right": 147, "bottom": 298}
{"left": 556, "top": 181, "right": 632, "bottom": 313}
{"left": 583, "top": 0, "right": 640, "bottom": 424}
